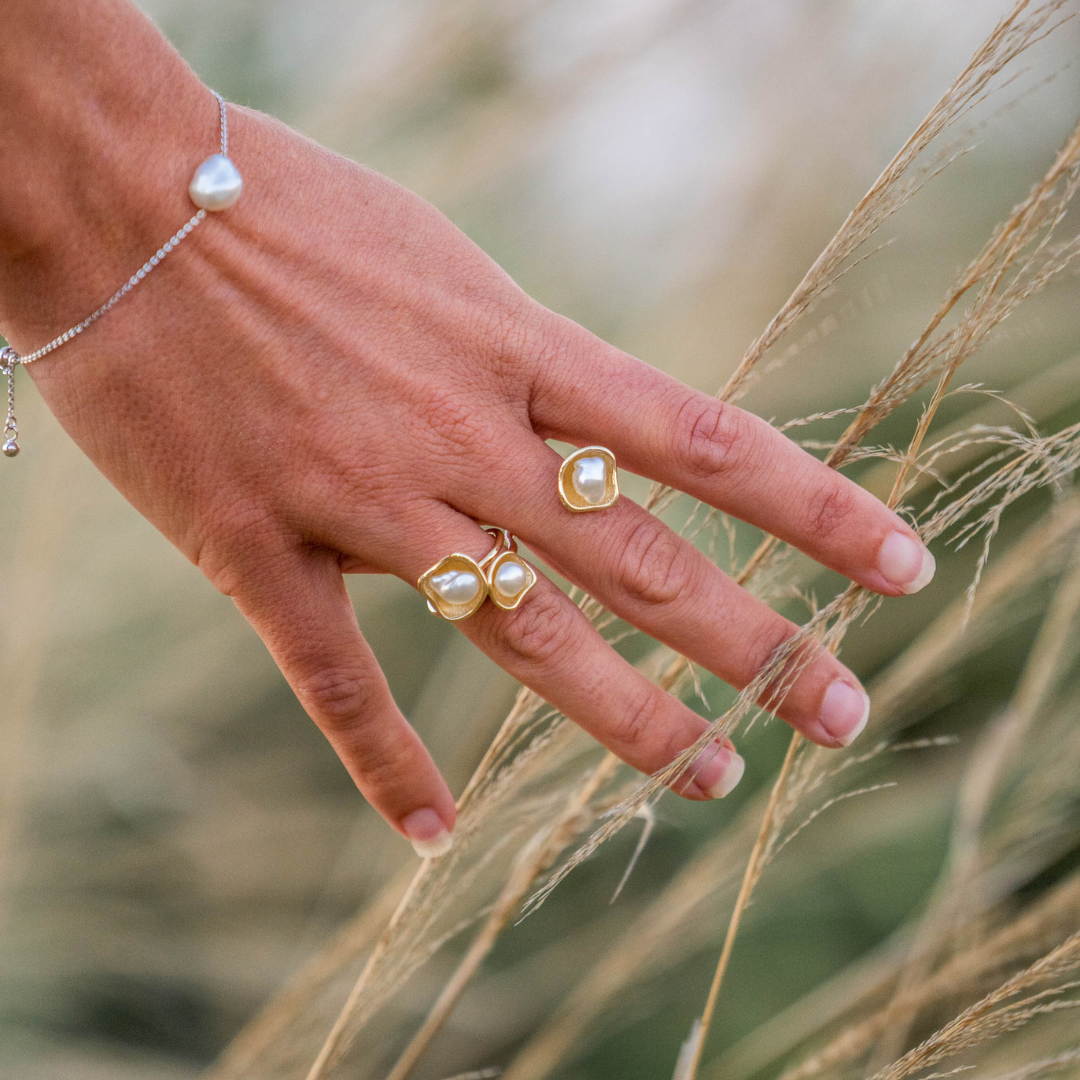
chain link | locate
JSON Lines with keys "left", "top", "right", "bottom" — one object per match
{"left": 0, "top": 91, "right": 229, "bottom": 457}
{"left": 217, "top": 88, "right": 228, "bottom": 158}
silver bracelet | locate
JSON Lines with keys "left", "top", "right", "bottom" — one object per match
{"left": 0, "top": 89, "right": 243, "bottom": 458}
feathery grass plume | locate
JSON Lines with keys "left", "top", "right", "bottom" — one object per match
{"left": 199, "top": 5, "right": 1080, "bottom": 1079}
{"left": 379, "top": 755, "right": 621, "bottom": 1080}
{"left": 977, "top": 1050, "right": 1080, "bottom": 1080}
{"left": 299, "top": 723, "right": 610, "bottom": 1079}
{"left": 736, "top": 109, "right": 1080, "bottom": 597}
{"left": 502, "top": 781, "right": 774, "bottom": 1080}
{"left": 716, "top": 0, "right": 1075, "bottom": 409}
{"left": 868, "top": 932, "right": 1080, "bottom": 1080}
{"left": 767, "top": 619, "right": 1080, "bottom": 1080}
{"left": 769, "top": 872, "right": 1080, "bottom": 1080}
{"left": 865, "top": 543, "right": 1080, "bottom": 1067}
{"left": 718, "top": 874, "right": 1080, "bottom": 1080}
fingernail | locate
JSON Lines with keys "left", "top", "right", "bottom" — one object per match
{"left": 878, "top": 531, "right": 935, "bottom": 594}
{"left": 690, "top": 742, "right": 746, "bottom": 799}
{"left": 820, "top": 679, "right": 871, "bottom": 746}
{"left": 402, "top": 808, "right": 453, "bottom": 859}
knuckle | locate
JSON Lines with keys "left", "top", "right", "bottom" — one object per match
{"left": 802, "top": 481, "right": 857, "bottom": 542}
{"left": 354, "top": 741, "right": 413, "bottom": 793}
{"left": 495, "top": 589, "right": 578, "bottom": 669}
{"left": 472, "top": 296, "right": 538, "bottom": 367}
{"left": 422, "top": 387, "right": 487, "bottom": 450}
{"left": 610, "top": 688, "right": 659, "bottom": 753}
{"left": 744, "top": 620, "right": 821, "bottom": 706}
{"left": 192, "top": 500, "right": 281, "bottom": 598}
{"left": 745, "top": 620, "right": 799, "bottom": 683}
{"left": 671, "top": 395, "right": 753, "bottom": 479}
{"left": 615, "top": 518, "right": 697, "bottom": 608}
{"left": 297, "top": 667, "right": 377, "bottom": 732}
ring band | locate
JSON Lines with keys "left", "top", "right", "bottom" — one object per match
{"left": 419, "top": 527, "right": 537, "bottom": 620}
{"left": 558, "top": 446, "right": 619, "bottom": 512}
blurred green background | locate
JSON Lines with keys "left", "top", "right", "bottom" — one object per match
{"left": 2, "top": 2, "right": 1079, "bottom": 1078}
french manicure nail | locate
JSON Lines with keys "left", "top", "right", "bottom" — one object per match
{"left": 690, "top": 742, "right": 746, "bottom": 799}
{"left": 820, "top": 679, "right": 870, "bottom": 746}
{"left": 878, "top": 531, "right": 936, "bottom": 594}
{"left": 402, "top": 807, "right": 453, "bottom": 859}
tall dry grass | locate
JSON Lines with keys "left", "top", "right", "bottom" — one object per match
{"left": 191, "top": 3, "right": 1080, "bottom": 1079}
{"left": 4, "top": 2, "right": 1080, "bottom": 1079}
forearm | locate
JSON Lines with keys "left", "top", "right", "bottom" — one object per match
{"left": 0, "top": 0, "right": 209, "bottom": 347}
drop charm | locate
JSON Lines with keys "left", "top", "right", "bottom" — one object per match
{"left": 1, "top": 347, "right": 19, "bottom": 459}
{"left": 189, "top": 154, "right": 243, "bottom": 211}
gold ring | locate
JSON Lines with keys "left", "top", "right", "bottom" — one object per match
{"left": 557, "top": 446, "right": 619, "bottom": 512}
{"left": 419, "top": 527, "right": 537, "bottom": 620}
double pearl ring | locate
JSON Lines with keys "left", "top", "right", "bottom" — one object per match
{"left": 419, "top": 527, "right": 538, "bottom": 621}
{"left": 418, "top": 446, "right": 618, "bottom": 621}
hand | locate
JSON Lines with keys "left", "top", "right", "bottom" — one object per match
{"left": 5, "top": 53, "right": 934, "bottom": 856}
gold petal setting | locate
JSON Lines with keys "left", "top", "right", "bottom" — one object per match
{"left": 418, "top": 553, "right": 488, "bottom": 621}
{"left": 558, "top": 446, "right": 619, "bottom": 512}
{"left": 487, "top": 550, "right": 537, "bottom": 610}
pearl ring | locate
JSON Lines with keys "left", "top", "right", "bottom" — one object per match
{"left": 419, "top": 527, "right": 538, "bottom": 621}
{"left": 558, "top": 446, "right": 619, "bottom": 512}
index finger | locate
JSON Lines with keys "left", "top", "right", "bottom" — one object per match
{"left": 530, "top": 324, "right": 934, "bottom": 597}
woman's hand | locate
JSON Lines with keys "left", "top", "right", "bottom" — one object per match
{"left": 1, "top": 6, "right": 933, "bottom": 854}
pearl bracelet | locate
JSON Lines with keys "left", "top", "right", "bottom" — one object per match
{"left": 0, "top": 90, "right": 243, "bottom": 458}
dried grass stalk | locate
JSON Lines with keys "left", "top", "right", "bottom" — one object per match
{"left": 780, "top": 873, "right": 1080, "bottom": 1080}
{"left": 869, "top": 932, "right": 1080, "bottom": 1080}
{"left": 866, "top": 542, "right": 1080, "bottom": 1067}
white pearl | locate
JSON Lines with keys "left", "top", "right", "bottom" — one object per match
{"left": 430, "top": 569, "right": 481, "bottom": 605}
{"left": 493, "top": 561, "right": 528, "bottom": 598}
{"left": 572, "top": 456, "right": 608, "bottom": 505}
{"left": 189, "top": 154, "right": 243, "bottom": 211}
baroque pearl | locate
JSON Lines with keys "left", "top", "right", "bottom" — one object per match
{"left": 189, "top": 154, "right": 243, "bottom": 211}
{"left": 572, "top": 456, "right": 608, "bottom": 505}
{"left": 430, "top": 569, "right": 481, "bottom": 605}
{"left": 493, "top": 560, "right": 528, "bottom": 598}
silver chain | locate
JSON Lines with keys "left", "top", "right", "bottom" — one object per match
{"left": 0, "top": 91, "right": 229, "bottom": 456}
{"left": 217, "top": 89, "right": 228, "bottom": 158}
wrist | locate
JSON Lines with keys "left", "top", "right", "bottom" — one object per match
{"left": 0, "top": 0, "right": 213, "bottom": 351}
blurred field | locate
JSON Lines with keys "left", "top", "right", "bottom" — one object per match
{"left": 2, "top": 2, "right": 1080, "bottom": 1079}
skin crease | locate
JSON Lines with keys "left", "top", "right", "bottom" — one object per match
{"left": 0, "top": 1, "right": 932, "bottom": 847}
